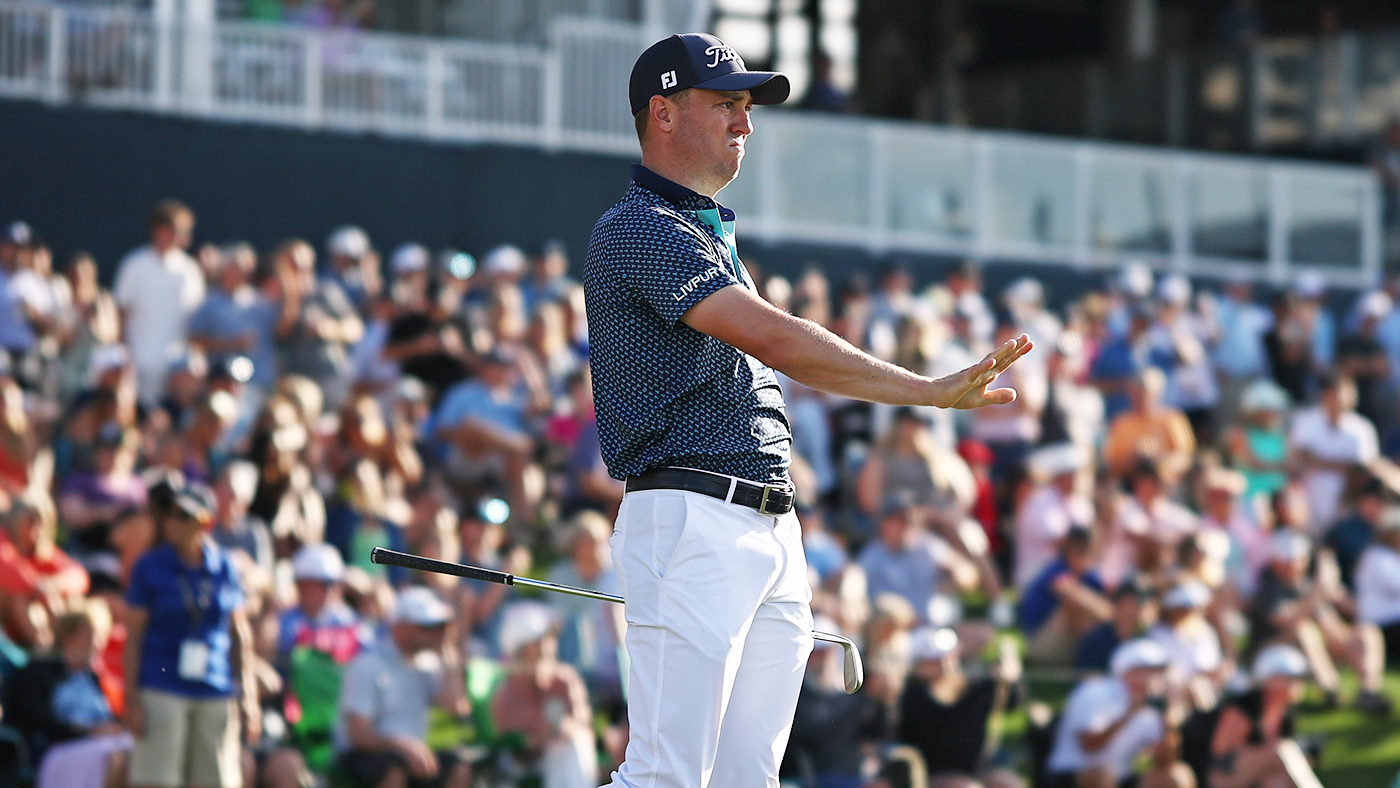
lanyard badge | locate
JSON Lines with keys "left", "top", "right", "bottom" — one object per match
{"left": 176, "top": 570, "right": 214, "bottom": 681}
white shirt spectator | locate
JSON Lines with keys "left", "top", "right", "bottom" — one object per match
{"left": 1100, "top": 496, "right": 1198, "bottom": 590}
{"left": 1014, "top": 484, "right": 1092, "bottom": 590}
{"left": 1288, "top": 406, "right": 1378, "bottom": 532}
{"left": 113, "top": 244, "right": 205, "bottom": 403}
{"left": 1046, "top": 676, "right": 1165, "bottom": 779}
{"left": 1354, "top": 542, "right": 1400, "bottom": 626}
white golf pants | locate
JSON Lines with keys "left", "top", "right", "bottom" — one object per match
{"left": 603, "top": 487, "right": 813, "bottom": 788}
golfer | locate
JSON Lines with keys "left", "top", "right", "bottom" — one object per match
{"left": 583, "top": 33, "right": 1034, "bottom": 788}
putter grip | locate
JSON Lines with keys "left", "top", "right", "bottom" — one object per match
{"left": 370, "top": 547, "right": 514, "bottom": 586}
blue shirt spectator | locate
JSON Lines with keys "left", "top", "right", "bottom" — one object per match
{"left": 1213, "top": 285, "right": 1272, "bottom": 378}
{"left": 1019, "top": 556, "right": 1105, "bottom": 636}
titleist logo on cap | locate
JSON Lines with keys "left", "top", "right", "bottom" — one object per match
{"left": 704, "top": 45, "right": 743, "bottom": 69}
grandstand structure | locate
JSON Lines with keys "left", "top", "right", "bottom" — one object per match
{"left": 0, "top": 0, "right": 1384, "bottom": 287}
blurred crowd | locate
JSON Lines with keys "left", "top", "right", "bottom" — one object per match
{"left": 0, "top": 200, "right": 1398, "bottom": 788}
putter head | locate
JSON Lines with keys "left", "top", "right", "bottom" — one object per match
{"left": 812, "top": 630, "right": 864, "bottom": 694}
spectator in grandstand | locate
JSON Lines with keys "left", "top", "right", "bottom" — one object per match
{"left": 521, "top": 240, "right": 576, "bottom": 317}
{"left": 1014, "top": 443, "right": 1092, "bottom": 590}
{"left": 1039, "top": 331, "right": 1104, "bottom": 455}
{"left": 491, "top": 601, "right": 597, "bottom": 788}
{"left": 545, "top": 510, "right": 624, "bottom": 710}
{"left": 188, "top": 242, "right": 279, "bottom": 395}
{"left": 1101, "top": 368, "right": 1195, "bottom": 484}
{"left": 1100, "top": 462, "right": 1198, "bottom": 591}
{"left": 897, "top": 628, "right": 1024, "bottom": 788}
{"left": 1325, "top": 476, "right": 1387, "bottom": 590}
{"left": 1337, "top": 290, "right": 1394, "bottom": 433}
{"left": 1206, "top": 645, "right": 1321, "bottom": 788}
{"left": 1352, "top": 507, "right": 1400, "bottom": 666}
{"left": 324, "top": 226, "right": 381, "bottom": 311}
{"left": 271, "top": 238, "right": 362, "bottom": 410}
{"left": 1288, "top": 373, "right": 1377, "bottom": 533}
{"left": 548, "top": 367, "right": 623, "bottom": 519}
{"left": 7, "top": 607, "right": 132, "bottom": 788}
{"left": 859, "top": 493, "right": 979, "bottom": 624}
{"left": 1248, "top": 529, "right": 1389, "bottom": 712}
{"left": 276, "top": 543, "right": 367, "bottom": 668}
{"left": 334, "top": 586, "right": 469, "bottom": 788}
{"left": 1148, "top": 274, "right": 1219, "bottom": 443}
{"left": 1223, "top": 379, "right": 1291, "bottom": 504}
{"left": 1148, "top": 581, "right": 1226, "bottom": 709}
{"left": 381, "top": 244, "right": 470, "bottom": 399}
{"left": 57, "top": 421, "right": 146, "bottom": 557}
{"left": 112, "top": 200, "right": 205, "bottom": 406}
{"left": 1090, "top": 301, "right": 1151, "bottom": 421}
{"left": 855, "top": 406, "right": 976, "bottom": 522}
{"left": 123, "top": 481, "right": 259, "bottom": 788}
{"left": 785, "top": 619, "right": 888, "bottom": 788}
{"left": 209, "top": 461, "right": 273, "bottom": 578}
{"left": 1020, "top": 528, "right": 1110, "bottom": 666}
{"left": 1075, "top": 579, "right": 1159, "bottom": 673}
{"left": 1211, "top": 277, "right": 1271, "bottom": 425}
{"left": 1044, "top": 639, "right": 1194, "bottom": 788}
{"left": 0, "top": 492, "right": 88, "bottom": 647}
{"left": 969, "top": 322, "right": 1046, "bottom": 483}
{"left": 0, "top": 355, "right": 38, "bottom": 494}
{"left": 0, "top": 221, "right": 39, "bottom": 377}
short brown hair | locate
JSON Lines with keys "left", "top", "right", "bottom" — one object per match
{"left": 149, "top": 199, "right": 193, "bottom": 231}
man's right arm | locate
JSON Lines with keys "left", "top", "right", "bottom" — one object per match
{"left": 682, "top": 284, "right": 1031, "bottom": 410}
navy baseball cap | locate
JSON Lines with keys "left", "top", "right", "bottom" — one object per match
{"left": 629, "top": 33, "right": 790, "bottom": 116}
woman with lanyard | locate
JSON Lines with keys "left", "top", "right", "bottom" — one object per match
{"left": 124, "top": 479, "right": 258, "bottom": 788}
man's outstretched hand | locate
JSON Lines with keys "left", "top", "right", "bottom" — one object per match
{"left": 930, "top": 334, "right": 1034, "bottom": 410}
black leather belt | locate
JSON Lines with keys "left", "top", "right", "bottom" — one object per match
{"left": 625, "top": 467, "right": 796, "bottom": 516}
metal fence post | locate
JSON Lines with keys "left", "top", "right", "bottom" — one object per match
{"left": 1267, "top": 167, "right": 1290, "bottom": 283}
{"left": 303, "top": 33, "right": 322, "bottom": 129}
{"left": 45, "top": 4, "right": 65, "bottom": 104}
{"left": 153, "top": 0, "right": 176, "bottom": 110}
{"left": 425, "top": 44, "right": 445, "bottom": 138}
{"left": 541, "top": 42, "right": 561, "bottom": 150}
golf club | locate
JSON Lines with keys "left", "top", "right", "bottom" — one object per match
{"left": 370, "top": 546, "right": 864, "bottom": 693}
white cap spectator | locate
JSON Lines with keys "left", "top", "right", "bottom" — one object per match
{"left": 391, "top": 586, "right": 451, "bottom": 626}
{"left": 1269, "top": 530, "right": 1312, "bottom": 564}
{"left": 1118, "top": 261, "right": 1154, "bottom": 299}
{"left": 1359, "top": 290, "right": 1393, "bottom": 320}
{"left": 909, "top": 627, "right": 960, "bottom": 662}
{"left": 1161, "top": 580, "right": 1211, "bottom": 611}
{"left": 1109, "top": 638, "right": 1170, "bottom": 676}
{"left": 1156, "top": 274, "right": 1191, "bottom": 306}
{"left": 1295, "top": 271, "right": 1326, "bottom": 299}
{"left": 1004, "top": 277, "right": 1044, "bottom": 309}
{"left": 4, "top": 221, "right": 30, "bottom": 246}
{"left": 1252, "top": 644, "right": 1310, "bottom": 682}
{"left": 498, "top": 600, "right": 557, "bottom": 657}
{"left": 87, "top": 343, "right": 130, "bottom": 382}
{"left": 327, "top": 225, "right": 370, "bottom": 259}
{"left": 1240, "top": 379, "right": 1290, "bottom": 415}
{"left": 1026, "top": 442, "right": 1086, "bottom": 480}
{"left": 483, "top": 244, "right": 527, "bottom": 277}
{"left": 291, "top": 543, "right": 345, "bottom": 583}
{"left": 390, "top": 243, "right": 430, "bottom": 275}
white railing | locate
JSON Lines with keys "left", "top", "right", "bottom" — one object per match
{"left": 0, "top": 1, "right": 1383, "bottom": 285}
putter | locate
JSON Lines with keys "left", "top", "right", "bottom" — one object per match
{"left": 371, "top": 547, "right": 864, "bottom": 693}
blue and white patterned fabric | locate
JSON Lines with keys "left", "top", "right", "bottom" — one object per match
{"left": 583, "top": 164, "right": 792, "bottom": 483}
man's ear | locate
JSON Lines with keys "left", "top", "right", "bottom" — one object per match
{"left": 649, "top": 95, "right": 674, "bottom": 134}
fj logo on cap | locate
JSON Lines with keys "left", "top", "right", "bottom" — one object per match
{"left": 704, "top": 45, "right": 743, "bottom": 69}
{"left": 661, "top": 70, "right": 677, "bottom": 89}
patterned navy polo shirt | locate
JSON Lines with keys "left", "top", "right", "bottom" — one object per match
{"left": 583, "top": 164, "right": 792, "bottom": 484}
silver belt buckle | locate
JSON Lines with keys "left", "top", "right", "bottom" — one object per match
{"left": 758, "top": 484, "right": 790, "bottom": 516}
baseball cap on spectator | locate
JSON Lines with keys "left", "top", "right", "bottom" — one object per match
{"left": 1269, "top": 530, "right": 1311, "bottom": 563}
{"left": 172, "top": 482, "right": 216, "bottom": 524}
{"left": 390, "top": 243, "right": 430, "bottom": 275}
{"left": 94, "top": 421, "right": 129, "bottom": 449}
{"left": 292, "top": 543, "right": 345, "bottom": 583}
{"left": 327, "top": 226, "right": 370, "bottom": 259}
{"left": 1026, "top": 443, "right": 1085, "bottom": 480}
{"left": 1252, "top": 644, "right": 1310, "bottom": 682}
{"left": 3, "top": 221, "right": 30, "bottom": 247}
{"left": 1201, "top": 466, "right": 1246, "bottom": 497}
{"left": 1110, "top": 638, "right": 1169, "bottom": 676}
{"left": 87, "top": 344, "right": 130, "bottom": 382}
{"left": 1240, "top": 379, "right": 1290, "bottom": 415}
{"left": 482, "top": 244, "right": 527, "bottom": 277}
{"left": 392, "top": 586, "right": 451, "bottom": 627}
{"left": 498, "top": 600, "right": 556, "bottom": 656}
{"left": 1359, "top": 290, "right": 1393, "bottom": 320}
{"left": 1161, "top": 580, "right": 1211, "bottom": 611}
{"left": 1117, "top": 261, "right": 1154, "bottom": 299}
{"left": 880, "top": 490, "right": 917, "bottom": 519}
{"left": 1004, "top": 278, "right": 1044, "bottom": 308}
{"left": 910, "top": 627, "right": 960, "bottom": 662}
{"left": 1294, "top": 271, "right": 1326, "bottom": 299}
{"left": 1157, "top": 274, "right": 1191, "bottom": 306}
{"left": 628, "top": 33, "right": 790, "bottom": 116}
